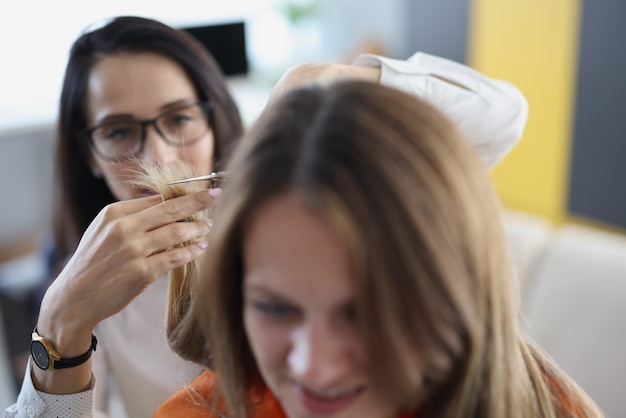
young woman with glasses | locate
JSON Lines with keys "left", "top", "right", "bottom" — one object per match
{"left": 9, "top": 16, "right": 238, "bottom": 418}
{"left": 6, "top": 15, "right": 528, "bottom": 418}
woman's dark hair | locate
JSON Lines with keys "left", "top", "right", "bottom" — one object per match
{"left": 52, "top": 16, "right": 243, "bottom": 268}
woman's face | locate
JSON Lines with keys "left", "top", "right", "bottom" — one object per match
{"left": 242, "top": 192, "right": 397, "bottom": 418}
{"left": 85, "top": 52, "right": 214, "bottom": 201}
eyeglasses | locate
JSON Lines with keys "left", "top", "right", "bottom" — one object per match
{"left": 84, "top": 101, "right": 212, "bottom": 161}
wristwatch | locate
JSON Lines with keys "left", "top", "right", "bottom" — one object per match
{"left": 31, "top": 328, "right": 98, "bottom": 371}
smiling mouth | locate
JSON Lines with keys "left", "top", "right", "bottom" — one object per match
{"left": 294, "top": 383, "right": 364, "bottom": 415}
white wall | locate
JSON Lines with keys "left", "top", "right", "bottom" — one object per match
{"left": 0, "top": 0, "right": 409, "bottom": 131}
{"left": 0, "top": 0, "right": 276, "bottom": 132}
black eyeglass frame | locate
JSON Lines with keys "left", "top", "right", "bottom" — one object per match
{"left": 83, "top": 101, "right": 212, "bottom": 162}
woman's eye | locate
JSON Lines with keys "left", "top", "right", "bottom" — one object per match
{"left": 102, "top": 125, "right": 132, "bottom": 140}
{"left": 253, "top": 301, "right": 294, "bottom": 317}
{"left": 167, "top": 113, "right": 193, "bottom": 126}
{"left": 108, "top": 129, "right": 127, "bottom": 139}
{"left": 342, "top": 304, "right": 358, "bottom": 323}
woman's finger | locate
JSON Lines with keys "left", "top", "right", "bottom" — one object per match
{"left": 137, "top": 218, "right": 213, "bottom": 259}
{"left": 117, "top": 193, "right": 164, "bottom": 216}
{"left": 149, "top": 239, "right": 209, "bottom": 274}
{"left": 127, "top": 189, "right": 217, "bottom": 233}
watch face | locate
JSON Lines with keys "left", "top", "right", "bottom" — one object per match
{"left": 31, "top": 340, "right": 50, "bottom": 370}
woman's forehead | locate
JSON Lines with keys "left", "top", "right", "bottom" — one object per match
{"left": 85, "top": 52, "right": 197, "bottom": 124}
{"left": 242, "top": 192, "right": 356, "bottom": 306}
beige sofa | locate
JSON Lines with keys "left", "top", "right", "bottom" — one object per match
{"left": 504, "top": 210, "right": 626, "bottom": 417}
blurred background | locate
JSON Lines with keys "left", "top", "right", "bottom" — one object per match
{"left": 2, "top": 0, "right": 625, "bottom": 254}
{"left": 1, "top": 0, "right": 625, "bottom": 414}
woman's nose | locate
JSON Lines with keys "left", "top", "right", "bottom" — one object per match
{"left": 141, "top": 125, "right": 180, "bottom": 164}
{"left": 287, "top": 322, "right": 353, "bottom": 388}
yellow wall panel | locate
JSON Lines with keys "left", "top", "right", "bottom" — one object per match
{"left": 468, "top": 0, "right": 581, "bottom": 224}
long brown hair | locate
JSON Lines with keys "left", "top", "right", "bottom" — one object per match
{"left": 175, "top": 81, "right": 602, "bottom": 417}
{"left": 128, "top": 161, "right": 205, "bottom": 348}
{"left": 52, "top": 16, "right": 242, "bottom": 272}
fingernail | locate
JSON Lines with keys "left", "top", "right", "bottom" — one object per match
{"left": 208, "top": 188, "right": 222, "bottom": 198}
{"left": 205, "top": 218, "right": 214, "bottom": 227}
{"left": 197, "top": 241, "right": 208, "bottom": 250}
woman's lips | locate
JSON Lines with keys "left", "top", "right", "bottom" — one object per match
{"left": 293, "top": 383, "right": 364, "bottom": 415}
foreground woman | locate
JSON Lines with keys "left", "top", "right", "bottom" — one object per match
{"left": 160, "top": 81, "right": 603, "bottom": 417}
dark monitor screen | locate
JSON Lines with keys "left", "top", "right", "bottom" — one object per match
{"left": 184, "top": 21, "right": 248, "bottom": 76}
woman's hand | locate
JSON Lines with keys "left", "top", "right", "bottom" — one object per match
{"left": 266, "top": 62, "right": 381, "bottom": 108}
{"left": 33, "top": 189, "right": 216, "bottom": 394}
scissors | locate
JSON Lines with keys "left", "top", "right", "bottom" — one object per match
{"left": 167, "top": 171, "right": 228, "bottom": 185}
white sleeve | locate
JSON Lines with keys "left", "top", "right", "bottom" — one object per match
{"left": 4, "top": 361, "right": 95, "bottom": 418}
{"left": 91, "top": 335, "right": 109, "bottom": 415}
{"left": 353, "top": 52, "right": 529, "bottom": 168}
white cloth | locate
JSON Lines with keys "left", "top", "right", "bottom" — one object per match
{"left": 91, "top": 275, "right": 202, "bottom": 418}
{"left": 4, "top": 51, "right": 528, "bottom": 418}
{"left": 4, "top": 362, "right": 95, "bottom": 418}
{"left": 354, "top": 52, "right": 528, "bottom": 168}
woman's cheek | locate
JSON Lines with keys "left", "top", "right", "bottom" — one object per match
{"left": 245, "top": 310, "right": 293, "bottom": 369}
{"left": 182, "top": 133, "right": 215, "bottom": 174}
{"left": 99, "top": 161, "right": 140, "bottom": 201}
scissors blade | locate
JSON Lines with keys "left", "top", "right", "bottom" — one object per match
{"left": 167, "top": 171, "right": 227, "bottom": 185}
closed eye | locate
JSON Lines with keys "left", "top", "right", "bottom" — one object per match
{"left": 341, "top": 303, "right": 358, "bottom": 324}
{"left": 253, "top": 301, "right": 297, "bottom": 318}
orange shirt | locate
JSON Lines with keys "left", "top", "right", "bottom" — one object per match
{"left": 154, "top": 370, "right": 286, "bottom": 418}
{"left": 155, "top": 370, "right": 420, "bottom": 418}
{"left": 154, "top": 369, "right": 588, "bottom": 417}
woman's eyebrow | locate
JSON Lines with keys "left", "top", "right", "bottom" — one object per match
{"left": 243, "top": 283, "right": 289, "bottom": 300}
{"left": 158, "top": 98, "right": 198, "bottom": 112}
{"left": 95, "top": 113, "right": 136, "bottom": 124}
{"left": 94, "top": 99, "right": 198, "bottom": 125}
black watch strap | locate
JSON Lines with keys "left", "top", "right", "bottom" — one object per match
{"left": 53, "top": 334, "right": 98, "bottom": 369}
{"left": 31, "top": 328, "right": 98, "bottom": 371}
